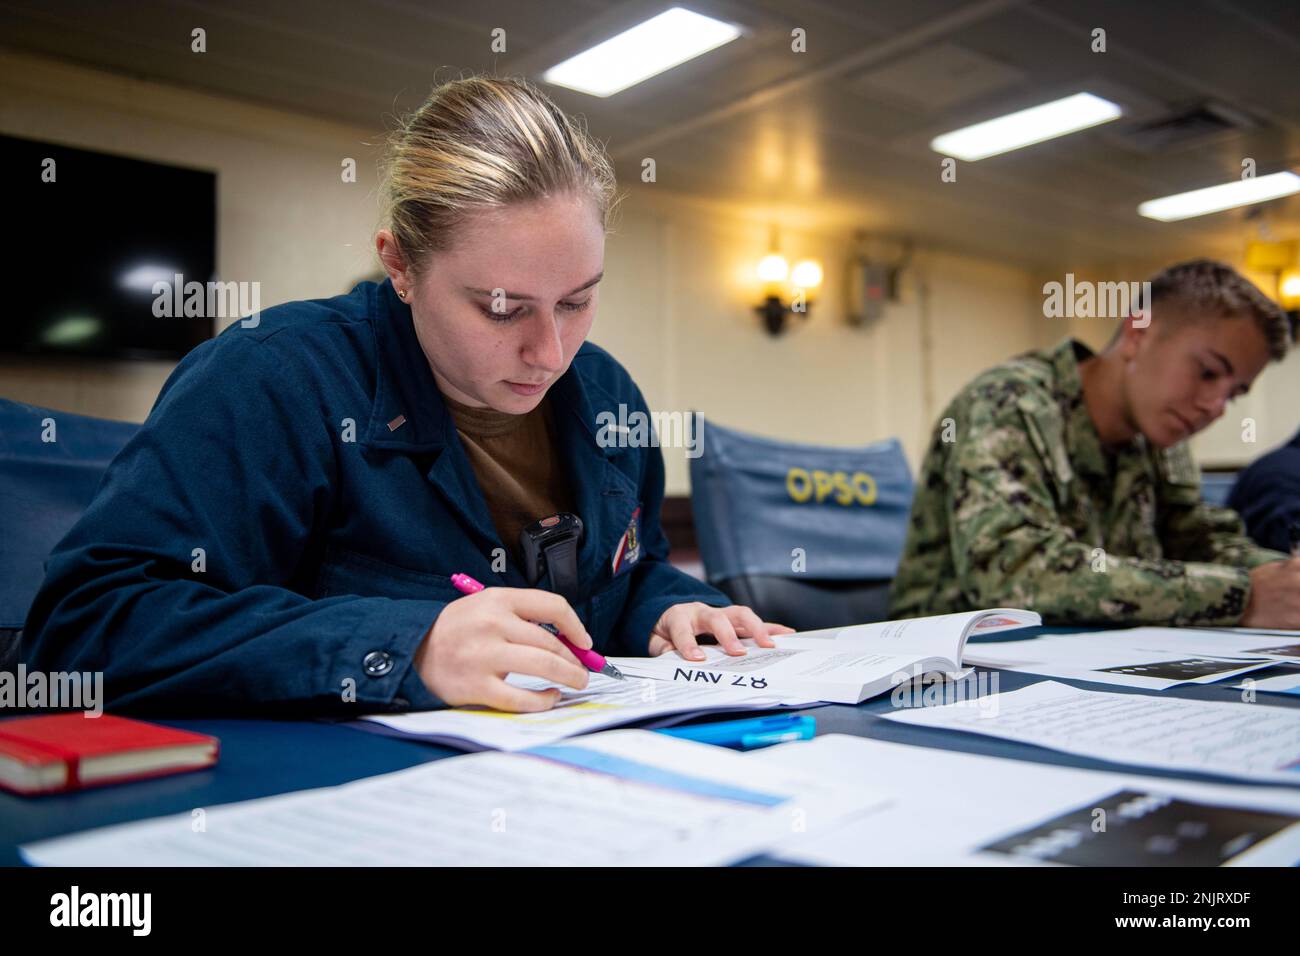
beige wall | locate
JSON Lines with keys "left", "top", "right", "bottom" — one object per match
{"left": 3, "top": 50, "right": 1290, "bottom": 498}
{"left": 594, "top": 192, "right": 1045, "bottom": 492}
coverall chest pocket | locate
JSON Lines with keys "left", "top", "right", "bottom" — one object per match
{"left": 313, "top": 543, "right": 462, "bottom": 602}
{"left": 585, "top": 573, "right": 633, "bottom": 651}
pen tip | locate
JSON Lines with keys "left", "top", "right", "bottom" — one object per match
{"left": 603, "top": 663, "right": 627, "bottom": 680}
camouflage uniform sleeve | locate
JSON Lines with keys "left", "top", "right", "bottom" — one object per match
{"left": 1154, "top": 443, "right": 1289, "bottom": 570}
{"left": 947, "top": 389, "right": 1253, "bottom": 626}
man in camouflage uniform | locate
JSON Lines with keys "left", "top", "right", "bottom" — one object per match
{"left": 890, "top": 260, "right": 1300, "bottom": 627}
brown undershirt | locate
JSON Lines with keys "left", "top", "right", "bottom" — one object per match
{"left": 439, "top": 390, "right": 575, "bottom": 567}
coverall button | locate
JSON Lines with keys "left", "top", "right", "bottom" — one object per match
{"left": 362, "top": 650, "right": 393, "bottom": 677}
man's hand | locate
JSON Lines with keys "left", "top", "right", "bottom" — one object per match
{"left": 1241, "top": 558, "right": 1300, "bottom": 630}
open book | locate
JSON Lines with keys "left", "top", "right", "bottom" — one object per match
{"left": 609, "top": 609, "right": 1041, "bottom": 704}
{"left": 352, "top": 672, "right": 817, "bottom": 752}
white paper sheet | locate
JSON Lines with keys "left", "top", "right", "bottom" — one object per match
{"left": 881, "top": 680, "right": 1300, "bottom": 784}
{"left": 1205, "top": 627, "right": 1300, "bottom": 638}
{"left": 750, "top": 734, "right": 1300, "bottom": 866}
{"left": 964, "top": 627, "right": 1284, "bottom": 688}
{"left": 20, "top": 730, "right": 887, "bottom": 867}
{"left": 971, "top": 626, "right": 1300, "bottom": 663}
{"left": 1236, "top": 668, "right": 1300, "bottom": 694}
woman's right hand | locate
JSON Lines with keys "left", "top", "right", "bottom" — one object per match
{"left": 412, "top": 588, "right": 592, "bottom": 711}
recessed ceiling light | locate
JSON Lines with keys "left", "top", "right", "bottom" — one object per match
{"left": 1138, "top": 171, "right": 1300, "bottom": 221}
{"left": 543, "top": 7, "right": 741, "bottom": 98}
{"left": 930, "top": 92, "right": 1122, "bottom": 161}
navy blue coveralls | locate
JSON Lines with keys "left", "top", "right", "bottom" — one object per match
{"left": 22, "top": 279, "right": 730, "bottom": 715}
{"left": 1227, "top": 428, "right": 1300, "bottom": 554}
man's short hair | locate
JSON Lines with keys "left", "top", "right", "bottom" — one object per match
{"left": 1140, "top": 258, "right": 1293, "bottom": 360}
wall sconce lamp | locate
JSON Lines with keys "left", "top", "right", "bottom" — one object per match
{"left": 1245, "top": 239, "right": 1300, "bottom": 321}
{"left": 754, "top": 233, "right": 824, "bottom": 336}
{"left": 1282, "top": 270, "right": 1300, "bottom": 311}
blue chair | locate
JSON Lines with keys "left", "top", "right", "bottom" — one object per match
{"left": 0, "top": 398, "right": 139, "bottom": 669}
{"left": 688, "top": 416, "right": 914, "bottom": 630}
{"left": 1199, "top": 471, "right": 1237, "bottom": 508}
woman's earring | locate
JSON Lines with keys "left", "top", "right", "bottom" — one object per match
{"left": 397, "top": 289, "right": 408, "bottom": 300}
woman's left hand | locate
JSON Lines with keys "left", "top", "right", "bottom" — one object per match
{"left": 646, "top": 602, "right": 796, "bottom": 660}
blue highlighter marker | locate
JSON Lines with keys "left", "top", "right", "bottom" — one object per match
{"left": 657, "top": 714, "right": 816, "bottom": 750}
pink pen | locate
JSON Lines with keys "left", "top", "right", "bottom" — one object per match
{"left": 449, "top": 572, "right": 625, "bottom": 680}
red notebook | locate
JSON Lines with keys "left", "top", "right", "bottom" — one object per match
{"left": 0, "top": 713, "right": 219, "bottom": 795}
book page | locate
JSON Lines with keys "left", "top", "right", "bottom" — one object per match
{"left": 789, "top": 608, "right": 1039, "bottom": 667}
{"left": 611, "top": 639, "right": 948, "bottom": 704}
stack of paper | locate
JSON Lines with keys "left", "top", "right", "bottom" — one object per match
{"left": 881, "top": 680, "right": 1300, "bottom": 784}
{"left": 20, "top": 730, "right": 886, "bottom": 867}
{"left": 751, "top": 735, "right": 1300, "bottom": 866}
{"left": 964, "top": 626, "right": 1285, "bottom": 689}
{"left": 1236, "top": 667, "right": 1300, "bottom": 695}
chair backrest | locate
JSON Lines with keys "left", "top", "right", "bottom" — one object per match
{"left": 1200, "top": 471, "right": 1237, "bottom": 508}
{"left": 0, "top": 398, "right": 139, "bottom": 665}
{"left": 688, "top": 416, "right": 914, "bottom": 629}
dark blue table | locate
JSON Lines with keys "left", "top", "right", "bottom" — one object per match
{"left": 5, "top": 627, "right": 1299, "bottom": 865}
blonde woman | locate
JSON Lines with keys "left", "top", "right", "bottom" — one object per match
{"left": 25, "top": 75, "right": 789, "bottom": 716}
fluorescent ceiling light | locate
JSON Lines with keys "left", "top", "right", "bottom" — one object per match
{"left": 930, "top": 92, "right": 1122, "bottom": 161}
{"left": 1138, "top": 171, "right": 1300, "bottom": 222}
{"left": 543, "top": 7, "right": 741, "bottom": 97}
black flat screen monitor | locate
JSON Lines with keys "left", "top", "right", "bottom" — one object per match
{"left": 1, "top": 133, "right": 216, "bottom": 360}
